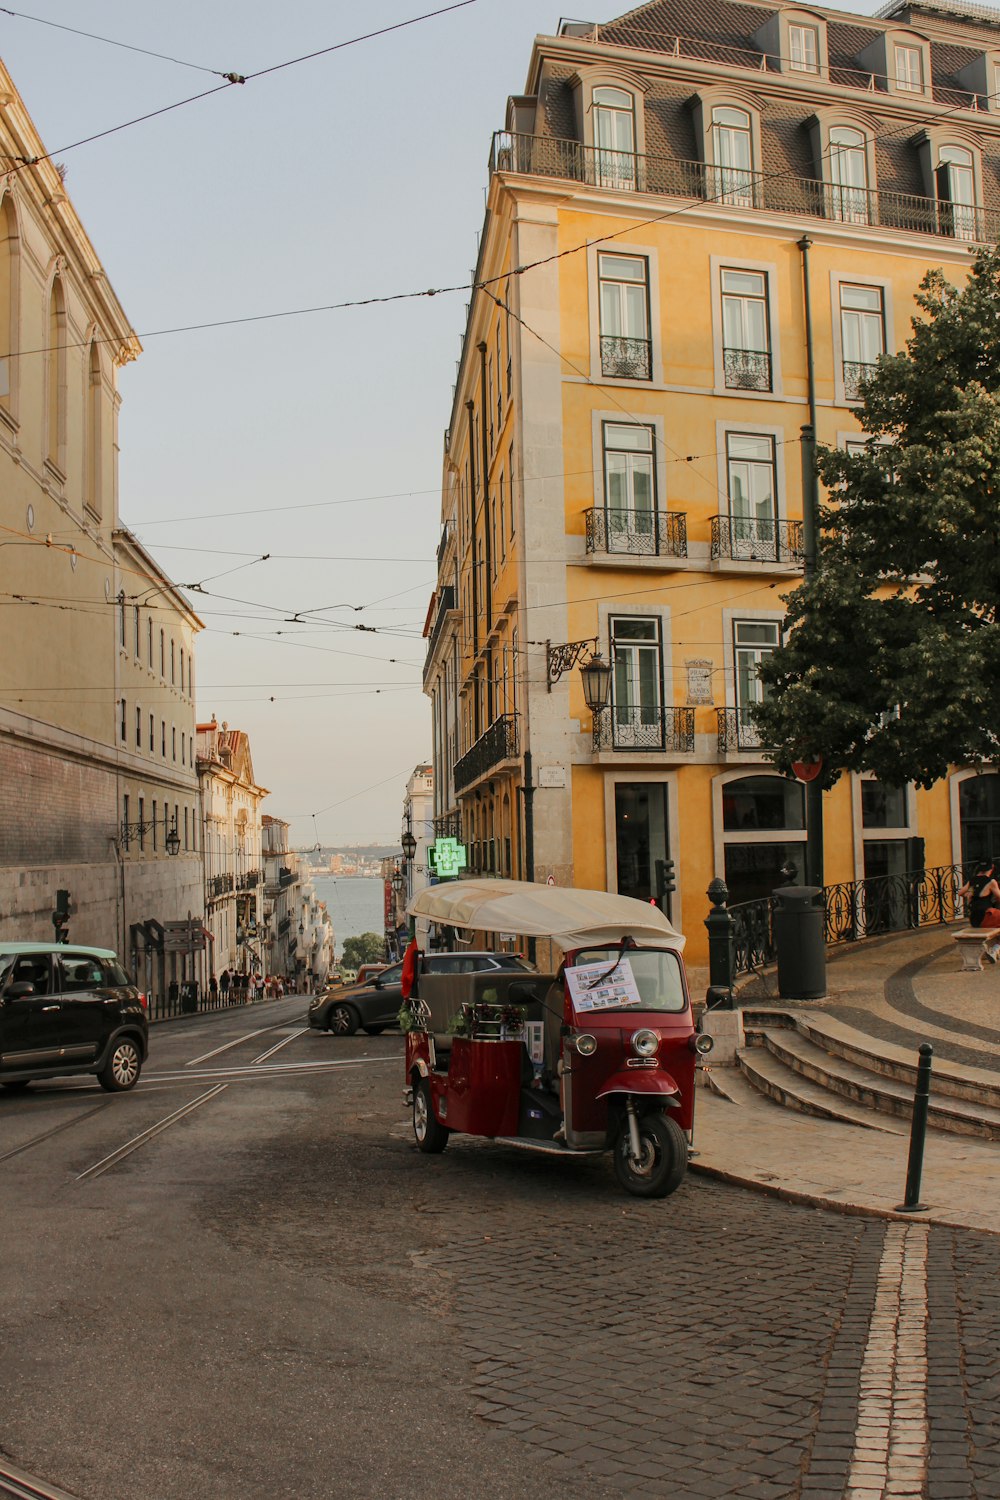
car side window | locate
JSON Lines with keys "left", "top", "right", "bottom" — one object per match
{"left": 103, "top": 961, "right": 131, "bottom": 987}
{"left": 6, "top": 954, "right": 53, "bottom": 994}
{"left": 58, "top": 956, "right": 106, "bottom": 992}
{"left": 379, "top": 965, "right": 403, "bottom": 983}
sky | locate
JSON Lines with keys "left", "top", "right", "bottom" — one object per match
{"left": 1, "top": 0, "right": 877, "bottom": 847}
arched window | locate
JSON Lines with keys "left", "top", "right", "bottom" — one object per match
{"left": 720, "top": 773, "right": 805, "bottom": 904}
{"left": 0, "top": 194, "right": 18, "bottom": 413}
{"left": 938, "top": 144, "right": 977, "bottom": 240}
{"left": 593, "top": 86, "right": 636, "bottom": 189}
{"left": 829, "top": 126, "right": 869, "bottom": 224}
{"left": 711, "top": 106, "right": 755, "bottom": 206}
{"left": 46, "top": 276, "right": 66, "bottom": 472}
{"left": 84, "top": 341, "right": 102, "bottom": 516}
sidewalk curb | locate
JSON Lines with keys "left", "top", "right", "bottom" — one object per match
{"left": 689, "top": 1158, "right": 1000, "bottom": 1237}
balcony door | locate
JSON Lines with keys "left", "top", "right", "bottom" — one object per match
{"left": 726, "top": 433, "right": 777, "bottom": 558}
{"left": 593, "top": 87, "right": 636, "bottom": 190}
{"left": 829, "top": 126, "right": 869, "bottom": 224}
{"left": 604, "top": 422, "right": 655, "bottom": 551}
{"left": 711, "top": 106, "right": 754, "bottom": 206}
{"left": 611, "top": 617, "right": 662, "bottom": 747}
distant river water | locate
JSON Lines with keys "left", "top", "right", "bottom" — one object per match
{"left": 309, "top": 874, "right": 384, "bottom": 960}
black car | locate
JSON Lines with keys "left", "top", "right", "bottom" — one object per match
{"left": 307, "top": 951, "right": 534, "bottom": 1036}
{"left": 0, "top": 943, "right": 149, "bottom": 1092}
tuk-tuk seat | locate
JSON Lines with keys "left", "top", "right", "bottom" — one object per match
{"left": 418, "top": 970, "right": 556, "bottom": 1074}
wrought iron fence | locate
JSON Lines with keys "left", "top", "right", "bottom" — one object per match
{"left": 453, "top": 714, "right": 519, "bottom": 793}
{"left": 842, "top": 360, "right": 879, "bottom": 400}
{"left": 716, "top": 707, "right": 768, "bottom": 752}
{"left": 723, "top": 347, "right": 772, "bottom": 391}
{"left": 206, "top": 873, "right": 234, "bottom": 900}
{"left": 728, "top": 862, "right": 968, "bottom": 977}
{"left": 490, "top": 132, "right": 1000, "bottom": 245}
{"left": 711, "top": 515, "right": 804, "bottom": 565}
{"left": 584, "top": 506, "right": 688, "bottom": 558}
{"left": 593, "top": 704, "right": 695, "bottom": 752}
{"left": 600, "top": 334, "right": 652, "bottom": 379}
{"left": 434, "top": 812, "right": 462, "bottom": 840}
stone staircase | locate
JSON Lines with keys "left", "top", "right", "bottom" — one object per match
{"left": 709, "top": 1010, "right": 1000, "bottom": 1142}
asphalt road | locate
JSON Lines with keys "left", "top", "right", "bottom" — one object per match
{"left": 1, "top": 998, "right": 997, "bottom": 1500}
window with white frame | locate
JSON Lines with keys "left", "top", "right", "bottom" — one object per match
{"left": 710, "top": 106, "right": 755, "bottom": 206}
{"left": 725, "top": 433, "right": 778, "bottom": 558}
{"left": 598, "top": 253, "right": 651, "bottom": 379}
{"left": 603, "top": 422, "right": 656, "bottom": 550}
{"left": 894, "top": 43, "right": 923, "bottom": 92}
{"left": 593, "top": 86, "right": 636, "bottom": 189}
{"left": 733, "top": 619, "right": 780, "bottom": 746}
{"left": 840, "top": 284, "right": 885, "bottom": 400}
{"left": 721, "top": 269, "right": 771, "bottom": 391}
{"left": 788, "top": 23, "right": 819, "bottom": 72}
{"left": 829, "top": 126, "right": 869, "bottom": 223}
{"left": 937, "top": 144, "right": 977, "bottom": 241}
{"left": 610, "top": 616, "right": 662, "bottom": 748}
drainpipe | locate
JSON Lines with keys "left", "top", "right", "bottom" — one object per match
{"left": 797, "top": 234, "right": 824, "bottom": 891}
{"left": 477, "top": 342, "right": 494, "bottom": 646}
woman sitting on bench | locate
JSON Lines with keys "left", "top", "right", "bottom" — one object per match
{"left": 957, "top": 859, "right": 1000, "bottom": 963}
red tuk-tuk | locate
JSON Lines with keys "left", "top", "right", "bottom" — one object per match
{"left": 401, "top": 880, "right": 712, "bottom": 1199}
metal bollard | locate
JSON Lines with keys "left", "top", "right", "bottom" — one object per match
{"left": 705, "top": 878, "right": 736, "bottom": 1010}
{"left": 896, "top": 1042, "right": 933, "bottom": 1213}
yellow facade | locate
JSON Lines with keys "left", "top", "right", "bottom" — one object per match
{"left": 425, "top": 0, "right": 997, "bottom": 963}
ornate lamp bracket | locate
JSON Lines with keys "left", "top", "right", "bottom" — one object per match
{"left": 546, "top": 637, "right": 597, "bottom": 691}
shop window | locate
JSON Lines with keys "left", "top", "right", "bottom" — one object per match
{"left": 615, "top": 782, "right": 673, "bottom": 915}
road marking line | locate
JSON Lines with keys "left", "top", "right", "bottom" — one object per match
{"left": 251, "top": 1028, "right": 309, "bottom": 1064}
{"left": 184, "top": 1026, "right": 274, "bottom": 1066}
{"left": 0, "top": 1102, "right": 112, "bottom": 1164}
{"left": 75, "top": 1084, "right": 228, "bottom": 1181}
{"left": 845, "top": 1222, "right": 928, "bottom": 1499}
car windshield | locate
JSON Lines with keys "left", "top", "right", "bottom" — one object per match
{"left": 566, "top": 947, "right": 686, "bottom": 1016}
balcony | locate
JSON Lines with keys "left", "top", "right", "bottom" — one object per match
{"left": 711, "top": 516, "right": 804, "bottom": 567}
{"left": 424, "top": 584, "right": 457, "bottom": 670}
{"left": 843, "top": 360, "right": 879, "bottom": 401}
{"left": 278, "top": 867, "right": 297, "bottom": 889}
{"left": 434, "top": 812, "right": 461, "bottom": 840}
{"left": 593, "top": 705, "right": 695, "bottom": 754}
{"left": 585, "top": 507, "right": 687, "bottom": 560}
{"left": 206, "top": 873, "right": 234, "bottom": 900}
{"left": 453, "top": 714, "right": 519, "bottom": 794}
{"left": 600, "top": 335, "right": 651, "bottom": 380}
{"left": 278, "top": 914, "right": 291, "bottom": 936}
{"left": 237, "top": 870, "right": 260, "bottom": 891}
{"left": 717, "top": 707, "right": 769, "bottom": 752}
{"left": 490, "top": 132, "right": 999, "bottom": 245}
{"left": 723, "top": 347, "right": 772, "bottom": 392}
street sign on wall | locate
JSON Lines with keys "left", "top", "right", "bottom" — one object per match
{"left": 162, "top": 919, "right": 206, "bottom": 952}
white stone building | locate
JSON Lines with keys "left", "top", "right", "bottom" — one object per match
{"left": 197, "top": 720, "right": 268, "bottom": 979}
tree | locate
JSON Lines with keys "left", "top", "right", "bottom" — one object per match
{"left": 754, "top": 247, "right": 1000, "bottom": 789}
{"left": 341, "top": 932, "right": 386, "bottom": 969}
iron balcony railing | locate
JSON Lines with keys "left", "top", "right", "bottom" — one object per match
{"left": 593, "top": 704, "right": 695, "bottom": 753}
{"left": 585, "top": 506, "right": 688, "bottom": 559}
{"left": 490, "top": 132, "right": 1000, "bottom": 244}
{"left": 237, "top": 870, "right": 259, "bottom": 891}
{"left": 436, "top": 519, "right": 455, "bottom": 570}
{"left": 843, "top": 359, "right": 879, "bottom": 400}
{"left": 434, "top": 812, "right": 461, "bottom": 840}
{"left": 278, "top": 867, "right": 297, "bottom": 889}
{"left": 600, "top": 334, "right": 652, "bottom": 379}
{"left": 425, "top": 584, "right": 457, "bottom": 666}
{"left": 716, "top": 707, "right": 768, "bottom": 752}
{"left": 711, "top": 516, "right": 804, "bottom": 565}
{"left": 453, "top": 714, "right": 519, "bottom": 793}
{"left": 278, "top": 914, "right": 291, "bottom": 936}
{"left": 723, "top": 346, "right": 772, "bottom": 391}
{"left": 729, "top": 863, "right": 967, "bottom": 978}
{"left": 206, "top": 873, "right": 234, "bottom": 900}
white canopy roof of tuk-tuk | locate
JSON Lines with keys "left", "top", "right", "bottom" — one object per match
{"left": 407, "top": 878, "right": 685, "bottom": 953}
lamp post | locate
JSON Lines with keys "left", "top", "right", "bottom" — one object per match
{"left": 580, "top": 652, "right": 613, "bottom": 716}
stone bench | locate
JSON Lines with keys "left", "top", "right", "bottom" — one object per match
{"left": 954, "top": 928, "right": 990, "bottom": 971}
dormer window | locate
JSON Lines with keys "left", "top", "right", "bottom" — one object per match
{"left": 593, "top": 86, "right": 636, "bottom": 190}
{"left": 938, "top": 144, "right": 977, "bottom": 240}
{"left": 789, "top": 24, "right": 820, "bottom": 73}
{"left": 711, "top": 106, "right": 755, "bottom": 206}
{"left": 894, "top": 43, "right": 923, "bottom": 92}
{"left": 829, "top": 126, "right": 869, "bottom": 223}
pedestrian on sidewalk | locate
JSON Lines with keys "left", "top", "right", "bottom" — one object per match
{"left": 209, "top": 973, "right": 218, "bottom": 1006}
{"left": 220, "top": 968, "right": 231, "bottom": 1003}
{"left": 957, "top": 859, "right": 1000, "bottom": 962}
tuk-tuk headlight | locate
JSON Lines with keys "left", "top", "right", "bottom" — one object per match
{"left": 574, "top": 1033, "right": 598, "bottom": 1056}
{"left": 631, "top": 1029, "right": 659, "bottom": 1058}
{"left": 691, "top": 1032, "right": 714, "bottom": 1056}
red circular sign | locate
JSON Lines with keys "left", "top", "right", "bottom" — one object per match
{"left": 792, "top": 757, "right": 824, "bottom": 783}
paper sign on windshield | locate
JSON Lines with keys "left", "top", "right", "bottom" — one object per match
{"left": 565, "top": 958, "right": 642, "bottom": 1013}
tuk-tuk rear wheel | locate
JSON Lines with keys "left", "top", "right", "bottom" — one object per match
{"left": 413, "top": 1078, "right": 449, "bottom": 1154}
{"left": 613, "top": 1112, "right": 687, "bottom": 1199}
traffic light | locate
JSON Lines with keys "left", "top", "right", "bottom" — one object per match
{"left": 660, "top": 858, "right": 676, "bottom": 896}
{"left": 51, "top": 888, "right": 71, "bottom": 944}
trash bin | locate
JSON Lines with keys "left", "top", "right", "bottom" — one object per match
{"left": 181, "top": 981, "right": 198, "bottom": 1014}
{"left": 773, "top": 885, "right": 826, "bottom": 1000}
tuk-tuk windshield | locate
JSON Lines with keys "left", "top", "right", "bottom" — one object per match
{"left": 566, "top": 947, "right": 686, "bottom": 1016}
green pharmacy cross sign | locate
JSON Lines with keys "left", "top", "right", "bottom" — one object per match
{"left": 428, "top": 837, "right": 467, "bottom": 880}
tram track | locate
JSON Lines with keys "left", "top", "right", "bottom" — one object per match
{"left": 0, "top": 1458, "right": 81, "bottom": 1499}
{"left": 0, "top": 1101, "right": 113, "bottom": 1165}
{"left": 75, "top": 1084, "right": 228, "bottom": 1182}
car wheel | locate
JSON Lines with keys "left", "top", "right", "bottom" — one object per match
{"left": 362, "top": 1025, "right": 385, "bottom": 1036}
{"left": 98, "top": 1038, "right": 143, "bottom": 1092}
{"left": 413, "top": 1077, "right": 449, "bottom": 1154}
{"left": 328, "top": 1003, "right": 360, "bottom": 1037}
{"left": 1, "top": 1080, "right": 31, "bottom": 1093}
{"left": 612, "top": 1112, "right": 687, "bottom": 1199}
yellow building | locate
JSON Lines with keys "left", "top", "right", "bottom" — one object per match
{"left": 0, "top": 59, "right": 203, "bottom": 979}
{"left": 424, "top": 0, "right": 1000, "bottom": 962}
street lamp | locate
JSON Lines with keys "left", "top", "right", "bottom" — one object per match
{"left": 580, "top": 652, "right": 613, "bottom": 714}
{"left": 391, "top": 865, "right": 405, "bottom": 895}
{"left": 401, "top": 830, "right": 417, "bottom": 861}
{"left": 120, "top": 813, "right": 181, "bottom": 855}
{"left": 165, "top": 818, "right": 181, "bottom": 858}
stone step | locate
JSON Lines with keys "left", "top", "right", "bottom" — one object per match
{"left": 737, "top": 1046, "right": 906, "bottom": 1134}
{"left": 753, "top": 1028, "right": 1000, "bottom": 1141}
{"left": 743, "top": 1008, "right": 1000, "bottom": 1112}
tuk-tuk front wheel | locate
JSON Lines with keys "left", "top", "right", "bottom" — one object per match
{"left": 413, "top": 1078, "right": 449, "bottom": 1154}
{"left": 613, "top": 1112, "right": 687, "bottom": 1198}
